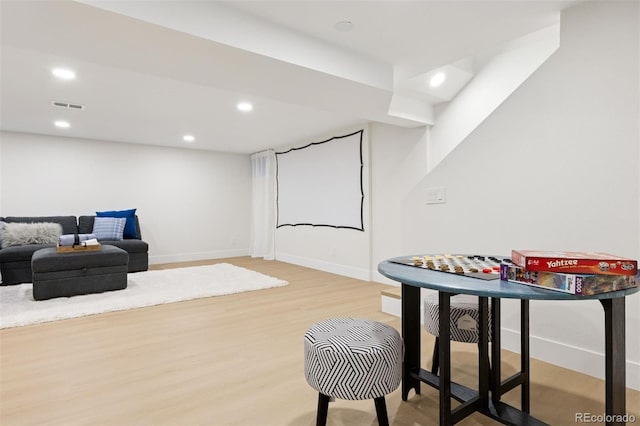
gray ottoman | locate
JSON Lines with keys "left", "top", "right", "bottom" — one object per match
{"left": 31, "top": 246, "right": 129, "bottom": 300}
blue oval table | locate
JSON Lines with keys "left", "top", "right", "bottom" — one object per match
{"left": 378, "top": 256, "right": 639, "bottom": 426}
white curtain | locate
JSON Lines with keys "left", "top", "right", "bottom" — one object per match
{"left": 250, "top": 150, "right": 276, "bottom": 259}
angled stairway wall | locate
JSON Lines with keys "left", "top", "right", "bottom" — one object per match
{"left": 426, "top": 24, "right": 560, "bottom": 172}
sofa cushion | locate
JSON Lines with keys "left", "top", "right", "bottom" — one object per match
{"left": 96, "top": 209, "right": 138, "bottom": 239}
{"left": 1, "top": 222, "right": 62, "bottom": 248}
{"left": 92, "top": 217, "right": 126, "bottom": 241}
{"left": 0, "top": 243, "right": 56, "bottom": 262}
{"left": 101, "top": 239, "right": 149, "bottom": 254}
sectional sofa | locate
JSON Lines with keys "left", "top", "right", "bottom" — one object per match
{"left": 0, "top": 215, "right": 148, "bottom": 285}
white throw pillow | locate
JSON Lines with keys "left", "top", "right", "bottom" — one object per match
{"left": 92, "top": 217, "right": 126, "bottom": 241}
{"left": 0, "top": 222, "right": 63, "bottom": 248}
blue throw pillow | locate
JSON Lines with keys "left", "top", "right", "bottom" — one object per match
{"left": 96, "top": 208, "right": 138, "bottom": 239}
{"left": 92, "top": 217, "right": 126, "bottom": 241}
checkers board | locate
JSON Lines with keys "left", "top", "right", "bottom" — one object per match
{"left": 390, "top": 254, "right": 512, "bottom": 281}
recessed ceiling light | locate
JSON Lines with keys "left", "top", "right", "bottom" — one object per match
{"left": 183, "top": 134, "right": 195, "bottom": 142}
{"left": 54, "top": 120, "right": 70, "bottom": 128}
{"left": 334, "top": 21, "right": 354, "bottom": 32}
{"left": 237, "top": 102, "right": 253, "bottom": 112}
{"left": 52, "top": 68, "right": 76, "bottom": 80}
{"left": 429, "top": 72, "right": 446, "bottom": 87}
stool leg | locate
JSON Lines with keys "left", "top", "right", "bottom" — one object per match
{"left": 431, "top": 337, "right": 440, "bottom": 375}
{"left": 316, "top": 393, "right": 330, "bottom": 426}
{"left": 374, "top": 396, "right": 389, "bottom": 426}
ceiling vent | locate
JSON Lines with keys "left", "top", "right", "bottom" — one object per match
{"left": 51, "top": 101, "right": 85, "bottom": 110}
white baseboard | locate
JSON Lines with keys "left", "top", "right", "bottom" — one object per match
{"left": 380, "top": 293, "right": 640, "bottom": 391}
{"left": 501, "top": 327, "right": 640, "bottom": 391}
{"left": 149, "top": 248, "right": 250, "bottom": 265}
{"left": 275, "top": 252, "right": 371, "bottom": 281}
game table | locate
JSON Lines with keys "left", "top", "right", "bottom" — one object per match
{"left": 378, "top": 256, "right": 639, "bottom": 426}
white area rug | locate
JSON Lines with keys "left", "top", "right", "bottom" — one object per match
{"left": 0, "top": 263, "right": 288, "bottom": 329}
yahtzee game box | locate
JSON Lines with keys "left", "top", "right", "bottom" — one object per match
{"left": 511, "top": 250, "right": 637, "bottom": 276}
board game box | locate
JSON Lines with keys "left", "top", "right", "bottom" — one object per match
{"left": 511, "top": 250, "right": 637, "bottom": 276}
{"left": 500, "top": 263, "right": 637, "bottom": 295}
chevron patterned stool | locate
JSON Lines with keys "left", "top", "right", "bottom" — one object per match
{"left": 423, "top": 293, "right": 492, "bottom": 374}
{"left": 304, "top": 318, "right": 402, "bottom": 426}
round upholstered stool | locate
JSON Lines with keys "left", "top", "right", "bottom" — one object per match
{"left": 304, "top": 318, "right": 402, "bottom": 426}
{"left": 423, "top": 293, "right": 492, "bottom": 374}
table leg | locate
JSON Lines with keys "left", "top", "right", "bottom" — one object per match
{"left": 491, "top": 298, "right": 502, "bottom": 405}
{"left": 600, "top": 298, "right": 626, "bottom": 426}
{"left": 521, "top": 299, "right": 530, "bottom": 413}
{"left": 438, "top": 291, "right": 452, "bottom": 425}
{"left": 401, "top": 283, "right": 421, "bottom": 400}
{"left": 478, "top": 297, "right": 490, "bottom": 409}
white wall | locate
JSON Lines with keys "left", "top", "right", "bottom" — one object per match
{"left": 397, "top": 1, "right": 639, "bottom": 388}
{"left": 0, "top": 131, "right": 251, "bottom": 264}
{"left": 0, "top": 134, "right": 3, "bottom": 214}
{"left": 370, "top": 122, "right": 427, "bottom": 284}
{"left": 427, "top": 24, "right": 560, "bottom": 172}
{"left": 274, "top": 125, "right": 372, "bottom": 280}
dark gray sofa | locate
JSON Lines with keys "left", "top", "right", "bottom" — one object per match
{"left": 0, "top": 215, "right": 148, "bottom": 285}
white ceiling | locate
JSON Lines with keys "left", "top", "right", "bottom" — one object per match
{"left": 0, "top": 0, "right": 582, "bottom": 154}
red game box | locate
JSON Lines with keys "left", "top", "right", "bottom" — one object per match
{"left": 500, "top": 263, "right": 638, "bottom": 295}
{"left": 511, "top": 250, "right": 637, "bottom": 276}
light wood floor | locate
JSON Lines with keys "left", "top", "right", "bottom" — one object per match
{"left": 1, "top": 257, "right": 638, "bottom": 425}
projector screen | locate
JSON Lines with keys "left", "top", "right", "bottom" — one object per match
{"left": 276, "top": 130, "right": 364, "bottom": 231}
